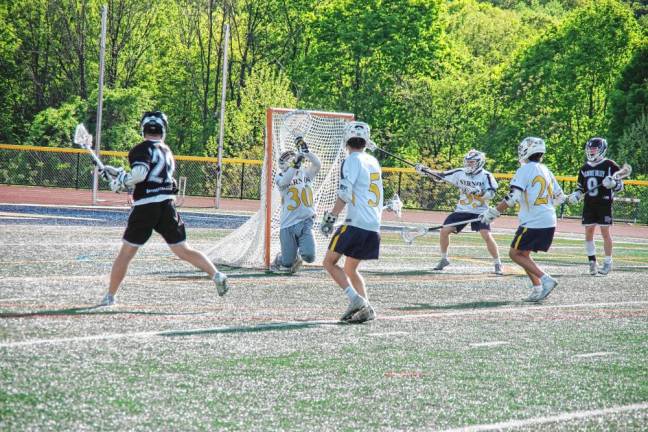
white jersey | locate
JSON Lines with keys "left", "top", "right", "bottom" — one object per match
{"left": 275, "top": 168, "right": 315, "bottom": 229}
{"left": 441, "top": 168, "right": 498, "bottom": 214}
{"left": 341, "top": 151, "right": 383, "bottom": 232}
{"left": 510, "top": 161, "right": 563, "bottom": 228}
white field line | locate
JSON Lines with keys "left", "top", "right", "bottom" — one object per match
{"left": 438, "top": 402, "right": 648, "bottom": 432}
{"left": 1, "top": 300, "right": 647, "bottom": 349}
{"left": 573, "top": 351, "right": 617, "bottom": 359}
{"left": 469, "top": 341, "right": 509, "bottom": 348}
{"left": 367, "top": 331, "right": 409, "bottom": 337}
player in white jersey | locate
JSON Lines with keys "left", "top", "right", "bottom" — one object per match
{"left": 480, "top": 137, "right": 565, "bottom": 302}
{"left": 416, "top": 149, "right": 502, "bottom": 275}
{"left": 320, "top": 121, "right": 383, "bottom": 324}
{"left": 271, "top": 137, "right": 321, "bottom": 273}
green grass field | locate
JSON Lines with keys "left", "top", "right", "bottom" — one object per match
{"left": 1, "top": 217, "right": 647, "bottom": 431}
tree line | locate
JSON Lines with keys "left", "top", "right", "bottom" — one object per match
{"left": 1, "top": 0, "right": 646, "bottom": 176}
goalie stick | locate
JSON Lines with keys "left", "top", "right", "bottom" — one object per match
{"left": 400, "top": 217, "right": 482, "bottom": 245}
{"left": 281, "top": 109, "right": 313, "bottom": 140}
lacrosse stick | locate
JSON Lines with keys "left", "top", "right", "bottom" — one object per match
{"left": 382, "top": 194, "right": 403, "bottom": 219}
{"left": 400, "top": 217, "right": 482, "bottom": 245}
{"left": 280, "top": 110, "right": 313, "bottom": 141}
{"left": 584, "top": 163, "right": 632, "bottom": 195}
{"left": 74, "top": 124, "right": 105, "bottom": 171}
{"left": 365, "top": 140, "right": 447, "bottom": 183}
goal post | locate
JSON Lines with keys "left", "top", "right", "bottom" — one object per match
{"left": 207, "top": 107, "right": 354, "bottom": 269}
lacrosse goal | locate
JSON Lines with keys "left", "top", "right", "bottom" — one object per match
{"left": 207, "top": 107, "right": 355, "bottom": 269}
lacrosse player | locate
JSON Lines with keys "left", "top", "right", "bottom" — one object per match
{"left": 97, "top": 111, "right": 228, "bottom": 306}
{"left": 320, "top": 121, "right": 382, "bottom": 324}
{"left": 480, "top": 137, "right": 565, "bottom": 302}
{"left": 415, "top": 149, "right": 503, "bottom": 275}
{"left": 271, "top": 137, "right": 322, "bottom": 273}
{"left": 566, "top": 137, "right": 624, "bottom": 276}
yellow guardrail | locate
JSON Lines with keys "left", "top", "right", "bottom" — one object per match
{"left": 1, "top": 143, "right": 646, "bottom": 185}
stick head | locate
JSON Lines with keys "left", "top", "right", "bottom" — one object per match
{"left": 400, "top": 225, "right": 427, "bottom": 245}
{"left": 383, "top": 194, "right": 403, "bottom": 219}
{"left": 614, "top": 163, "right": 632, "bottom": 180}
{"left": 281, "top": 110, "right": 313, "bottom": 139}
{"left": 74, "top": 124, "right": 93, "bottom": 149}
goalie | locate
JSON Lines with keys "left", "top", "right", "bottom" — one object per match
{"left": 271, "top": 137, "right": 322, "bottom": 273}
{"left": 96, "top": 111, "right": 229, "bottom": 306}
{"left": 415, "top": 149, "right": 503, "bottom": 275}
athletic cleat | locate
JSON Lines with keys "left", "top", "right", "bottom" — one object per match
{"left": 598, "top": 262, "right": 612, "bottom": 276}
{"left": 433, "top": 258, "right": 450, "bottom": 271}
{"left": 99, "top": 293, "right": 115, "bottom": 307}
{"left": 589, "top": 261, "right": 598, "bottom": 276}
{"left": 537, "top": 275, "right": 558, "bottom": 301}
{"left": 213, "top": 272, "right": 229, "bottom": 297}
{"left": 340, "top": 298, "right": 367, "bottom": 322}
{"left": 290, "top": 256, "right": 303, "bottom": 274}
{"left": 348, "top": 305, "right": 376, "bottom": 324}
{"left": 524, "top": 285, "right": 543, "bottom": 302}
{"left": 494, "top": 263, "right": 504, "bottom": 275}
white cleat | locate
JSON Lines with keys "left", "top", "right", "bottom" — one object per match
{"left": 340, "top": 298, "right": 367, "bottom": 322}
{"left": 213, "top": 271, "right": 229, "bottom": 297}
{"left": 99, "top": 293, "right": 115, "bottom": 307}
{"left": 433, "top": 258, "right": 450, "bottom": 271}
{"left": 348, "top": 305, "right": 376, "bottom": 324}
{"left": 589, "top": 261, "right": 598, "bottom": 276}
{"left": 598, "top": 262, "right": 612, "bottom": 276}
{"left": 290, "top": 256, "right": 303, "bottom": 274}
{"left": 524, "top": 285, "right": 544, "bottom": 302}
{"left": 494, "top": 263, "right": 504, "bottom": 276}
{"left": 537, "top": 275, "right": 558, "bottom": 301}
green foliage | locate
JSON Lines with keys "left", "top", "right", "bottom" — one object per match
{"left": 218, "top": 63, "right": 297, "bottom": 159}
{"left": 491, "top": 0, "right": 641, "bottom": 173}
{"left": 26, "top": 98, "right": 88, "bottom": 147}
{"left": 615, "top": 113, "right": 648, "bottom": 178}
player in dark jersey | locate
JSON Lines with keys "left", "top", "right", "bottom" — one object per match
{"left": 566, "top": 137, "right": 624, "bottom": 276}
{"left": 97, "top": 111, "right": 229, "bottom": 306}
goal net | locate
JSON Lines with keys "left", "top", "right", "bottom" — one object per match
{"left": 207, "top": 107, "right": 354, "bottom": 269}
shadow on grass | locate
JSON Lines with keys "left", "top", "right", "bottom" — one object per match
{"left": 160, "top": 320, "right": 342, "bottom": 337}
{"left": 0, "top": 307, "right": 206, "bottom": 318}
{"left": 395, "top": 300, "right": 514, "bottom": 312}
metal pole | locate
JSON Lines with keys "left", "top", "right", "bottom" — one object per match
{"left": 215, "top": 23, "right": 230, "bottom": 208}
{"left": 93, "top": 5, "right": 107, "bottom": 205}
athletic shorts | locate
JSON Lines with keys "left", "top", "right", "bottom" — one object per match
{"left": 510, "top": 226, "right": 555, "bottom": 252}
{"left": 582, "top": 202, "right": 613, "bottom": 226}
{"left": 444, "top": 211, "right": 490, "bottom": 233}
{"left": 328, "top": 225, "right": 380, "bottom": 260}
{"left": 123, "top": 199, "right": 186, "bottom": 246}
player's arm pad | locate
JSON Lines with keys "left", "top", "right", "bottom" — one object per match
{"left": 503, "top": 187, "right": 522, "bottom": 207}
{"left": 338, "top": 178, "right": 353, "bottom": 203}
{"left": 275, "top": 168, "right": 296, "bottom": 189}
{"left": 304, "top": 152, "right": 321, "bottom": 179}
{"left": 124, "top": 164, "right": 149, "bottom": 187}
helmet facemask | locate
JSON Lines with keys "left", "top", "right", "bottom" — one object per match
{"left": 585, "top": 137, "right": 607, "bottom": 163}
{"left": 463, "top": 149, "right": 486, "bottom": 175}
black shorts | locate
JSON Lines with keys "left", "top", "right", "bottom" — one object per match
{"left": 123, "top": 199, "right": 186, "bottom": 246}
{"left": 328, "top": 225, "right": 380, "bottom": 260}
{"left": 511, "top": 226, "right": 555, "bottom": 252}
{"left": 444, "top": 211, "right": 490, "bottom": 233}
{"left": 582, "top": 202, "right": 613, "bottom": 226}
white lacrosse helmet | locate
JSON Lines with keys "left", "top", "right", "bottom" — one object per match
{"left": 463, "top": 149, "right": 486, "bottom": 175}
{"left": 278, "top": 150, "right": 296, "bottom": 171}
{"left": 140, "top": 111, "right": 168, "bottom": 139}
{"left": 518, "top": 137, "right": 546, "bottom": 163}
{"left": 585, "top": 137, "right": 608, "bottom": 163}
{"left": 343, "top": 121, "right": 370, "bottom": 147}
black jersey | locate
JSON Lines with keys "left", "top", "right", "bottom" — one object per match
{"left": 576, "top": 159, "right": 622, "bottom": 205}
{"left": 128, "top": 140, "right": 177, "bottom": 204}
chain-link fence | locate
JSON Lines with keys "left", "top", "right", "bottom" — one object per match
{"left": 2, "top": 144, "right": 647, "bottom": 224}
